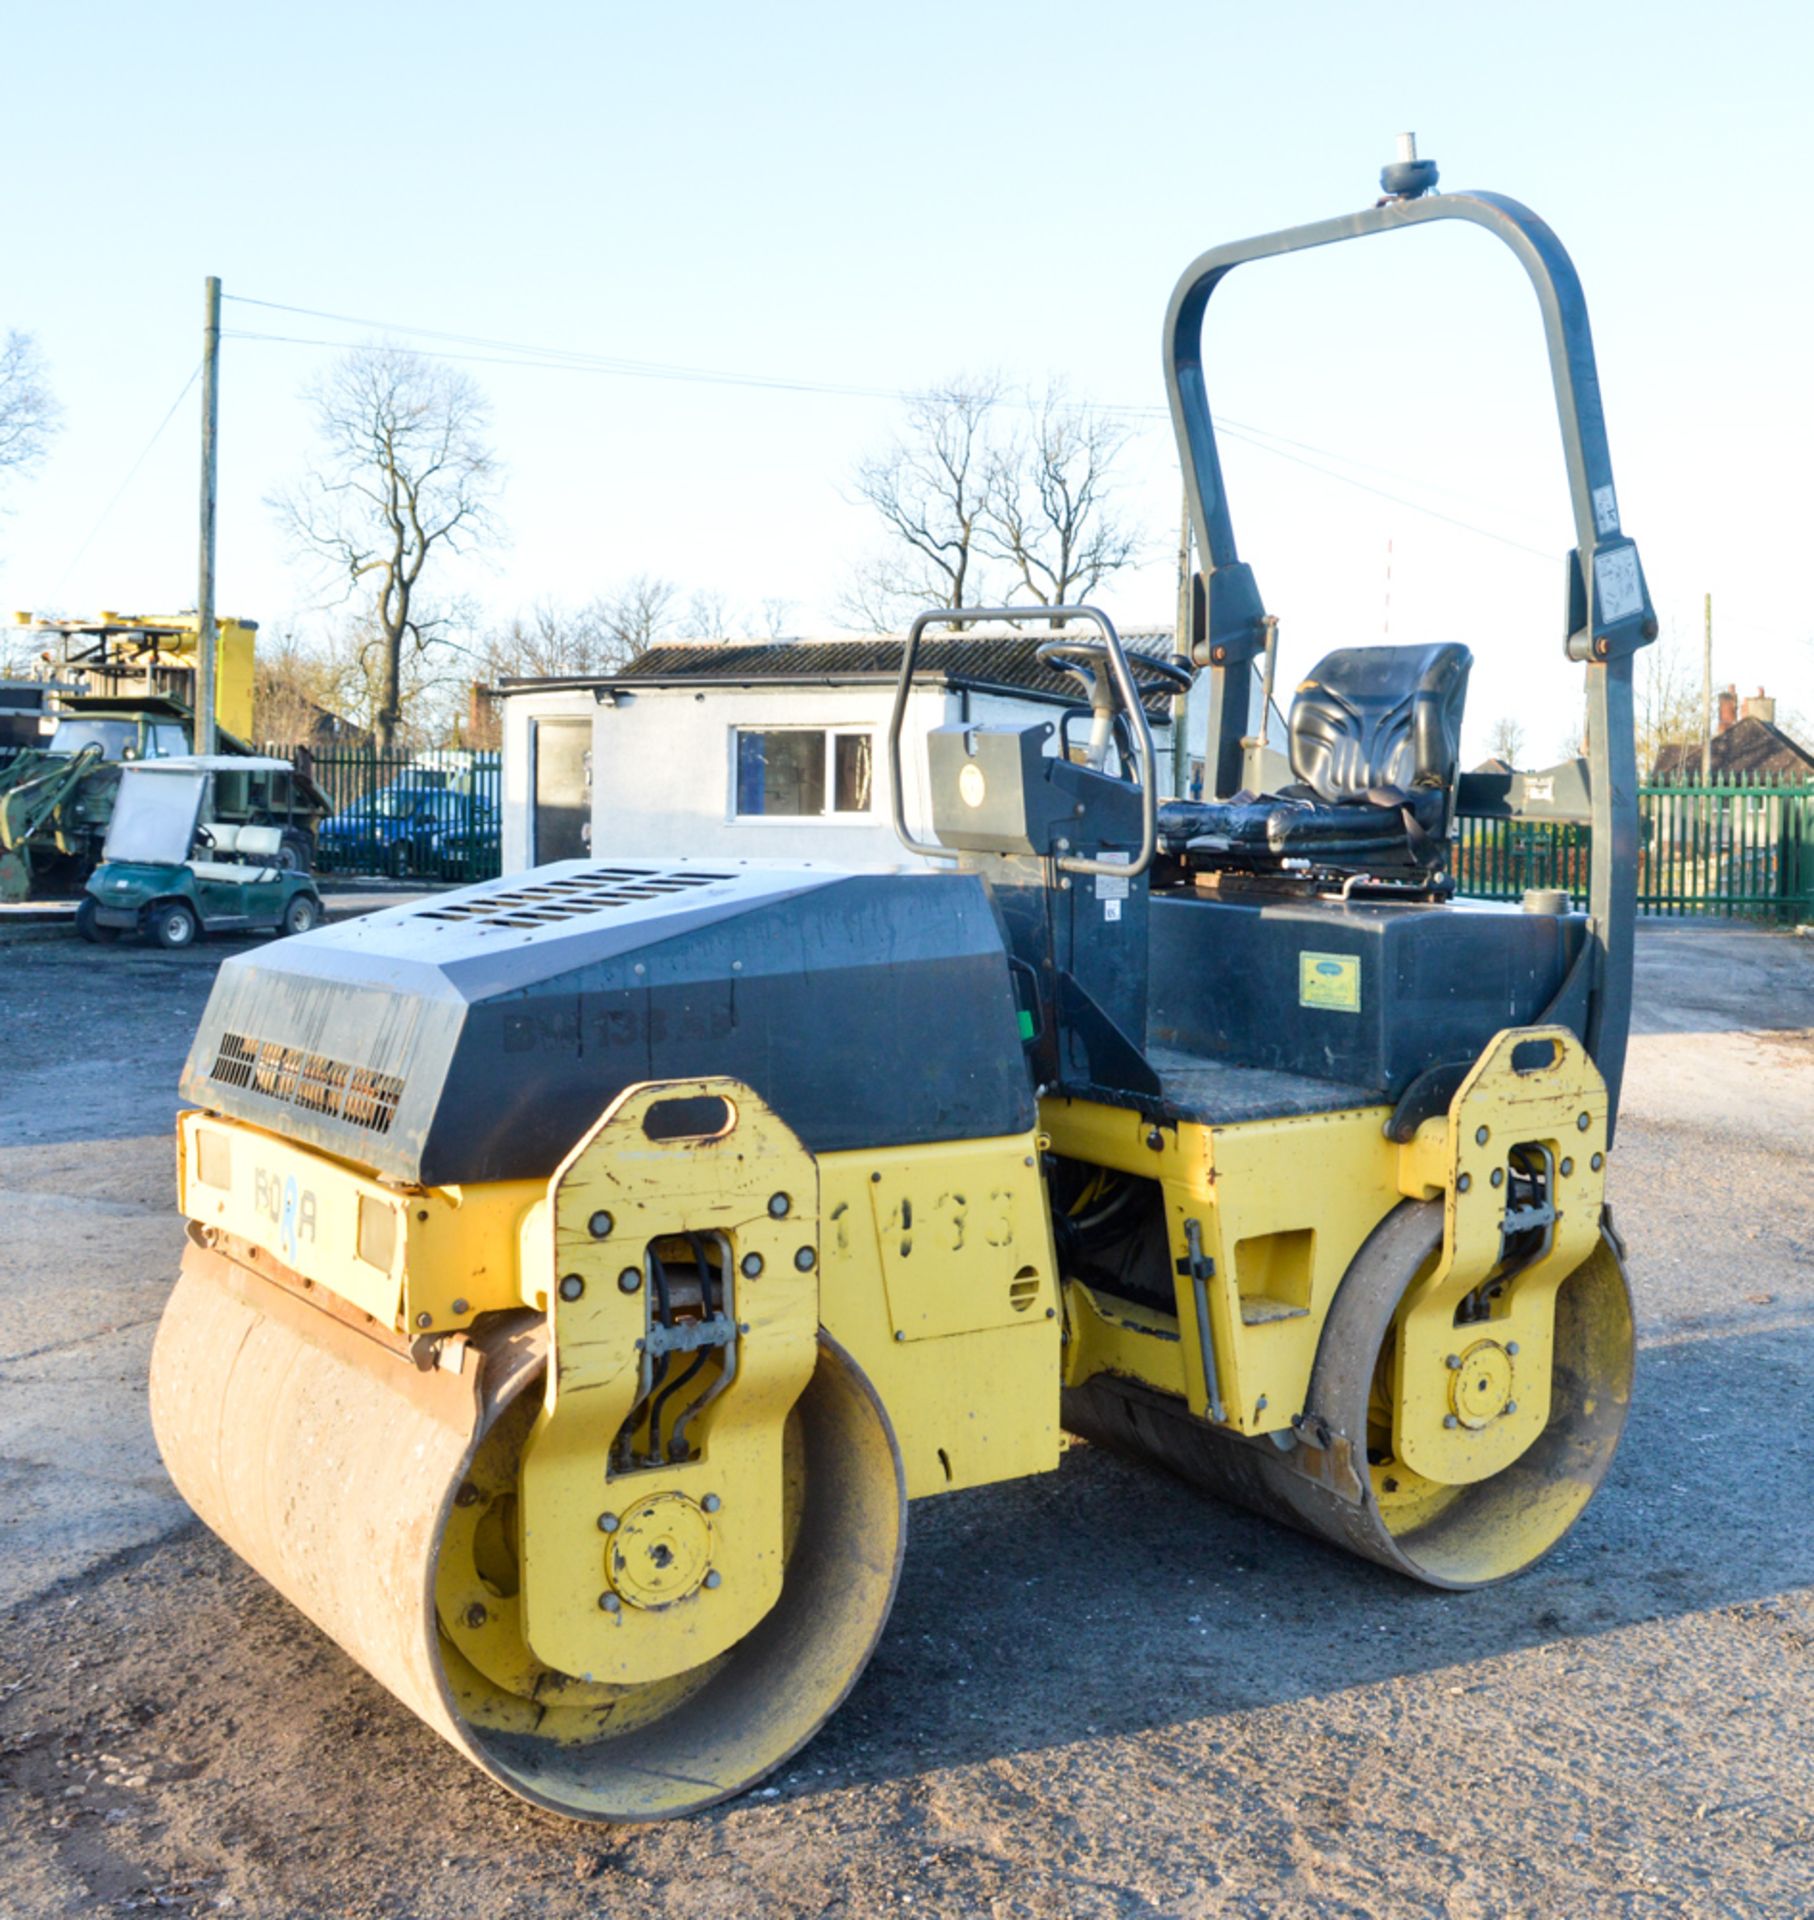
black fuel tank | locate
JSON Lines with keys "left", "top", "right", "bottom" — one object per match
{"left": 1147, "top": 890, "right": 1586, "bottom": 1099}
{"left": 181, "top": 860, "right": 1033, "bottom": 1186}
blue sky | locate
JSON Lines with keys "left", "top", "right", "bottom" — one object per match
{"left": 6, "top": 0, "right": 1810, "bottom": 759}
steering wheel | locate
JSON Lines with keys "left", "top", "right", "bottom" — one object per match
{"left": 1037, "top": 638, "right": 1195, "bottom": 772}
{"left": 1036, "top": 638, "right": 1195, "bottom": 701}
{"left": 193, "top": 825, "right": 216, "bottom": 851}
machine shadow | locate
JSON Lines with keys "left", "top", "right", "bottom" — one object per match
{"left": 782, "top": 1316, "right": 1813, "bottom": 1799}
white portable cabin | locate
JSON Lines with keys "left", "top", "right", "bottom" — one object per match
{"left": 496, "top": 631, "right": 1270, "bottom": 875}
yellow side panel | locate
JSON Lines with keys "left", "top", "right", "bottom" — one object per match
{"left": 1062, "top": 1279, "right": 1187, "bottom": 1398}
{"left": 864, "top": 1139, "right": 1045, "bottom": 1339}
{"left": 213, "top": 618, "right": 256, "bottom": 740}
{"left": 1190, "top": 1107, "right": 1404, "bottom": 1432}
{"left": 177, "top": 1109, "right": 540, "bottom": 1330}
{"left": 818, "top": 1138, "right": 1060, "bottom": 1499}
{"left": 1040, "top": 1096, "right": 1400, "bottom": 1436}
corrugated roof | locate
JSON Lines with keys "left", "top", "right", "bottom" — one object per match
{"left": 609, "top": 630, "right": 1182, "bottom": 715}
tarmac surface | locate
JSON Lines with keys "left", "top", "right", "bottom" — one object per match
{"left": 1, "top": 914, "right": 1810, "bottom": 1918}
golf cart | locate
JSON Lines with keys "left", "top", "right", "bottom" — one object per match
{"left": 78, "top": 757, "right": 325, "bottom": 949}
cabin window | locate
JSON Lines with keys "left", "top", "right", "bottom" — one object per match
{"left": 733, "top": 729, "right": 874, "bottom": 819}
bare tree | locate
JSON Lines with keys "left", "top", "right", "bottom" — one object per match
{"left": 601, "top": 574, "right": 679, "bottom": 657}
{"left": 0, "top": 331, "right": 60, "bottom": 493}
{"left": 842, "top": 378, "right": 1003, "bottom": 630}
{"left": 753, "top": 595, "right": 794, "bottom": 640}
{"left": 326, "top": 601, "right": 475, "bottom": 749}
{"left": 1486, "top": 715, "right": 1525, "bottom": 766}
{"left": 253, "top": 625, "right": 353, "bottom": 748}
{"left": 977, "top": 383, "right": 1141, "bottom": 622}
{"left": 685, "top": 589, "right": 731, "bottom": 642}
{"left": 1635, "top": 631, "right": 1702, "bottom": 778}
{"left": 844, "top": 377, "right": 1144, "bottom": 631}
{"left": 477, "top": 597, "right": 629, "bottom": 682}
{"left": 271, "top": 344, "right": 503, "bottom": 749}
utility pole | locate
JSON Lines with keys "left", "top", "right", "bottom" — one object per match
{"left": 1699, "top": 591, "right": 1713, "bottom": 782}
{"left": 196, "top": 275, "right": 221, "bottom": 754}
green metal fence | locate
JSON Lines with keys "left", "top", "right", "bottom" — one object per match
{"left": 1455, "top": 779, "right": 1814, "bottom": 921}
{"left": 284, "top": 745, "right": 502, "bottom": 884}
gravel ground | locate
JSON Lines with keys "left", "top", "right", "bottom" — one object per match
{"left": 1, "top": 918, "right": 1810, "bottom": 1919}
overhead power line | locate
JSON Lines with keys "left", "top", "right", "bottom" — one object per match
{"left": 222, "top": 293, "right": 1561, "bottom": 565}
{"left": 53, "top": 360, "right": 202, "bottom": 598}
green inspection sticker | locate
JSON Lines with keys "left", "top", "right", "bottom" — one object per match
{"left": 1299, "top": 951, "right": 1361, "bottom": 1013}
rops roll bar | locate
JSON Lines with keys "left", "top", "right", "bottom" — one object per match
{"left": 886, "top": 604, "right": 1162, "bottom": 879}
{"left": 1162, "top": 176, "right": 1657, "bottom": 1124}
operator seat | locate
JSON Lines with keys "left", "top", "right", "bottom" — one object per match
{"left": 1158, "top": 641, "right": 1472, "bottom": 875}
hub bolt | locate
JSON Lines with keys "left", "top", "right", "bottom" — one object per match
{"left": 1491, "top": 1168, "right": 1505, "bottom": 1187}
{"left": 1591, "top": 1152, "right": 1604, "bottom": 1171}
{"left": 1457, "top": 1173, "right": 1472, "bottom": 1193}
{"left": 741, "top": 1252, "right": 764, "bottom": 1278}
{"left": 1560, "top": 1157, "right": 1574, "bottom": 1177}
{"left": 1504, "top": 1400, "right": 1519, "bottom": 1415}
{"left": 559, "top": 1274, "right": 585, "bottom": 1302}
{"left": 599, "top": 1592, "right": 621, "bottom": 1613}
{"left": 768, "top": 1192, "right": 791, "bottom": 1218}
{"left": 1446, "top": 1354, "right": 1463, "bottom": 1370}
{"left": 452, "top": 1297, "right": 469, "bottom": 1316}
{"left": 1577, "top": 1112, "right": 1591, "bottom": 1131}
{"left": 702, "top": 1494, "right": 721, "bottom": 1513}
{"left": 1475, "top": 1126, "right": 1490, "bottom": 1146}
{"left": 588, "top": 1211, "right": 614, "bottom": 1240}
{"left": 794, "top": 1246, "right": 816, "bottom": 1272}
{"left": 617, "top": 1267, "right": 642, "bottom": 1294}
{"left": 703, "top": 1570, "right": 722, "bottom": 1590}
{"left": 415, "top": 1312, "right": 433, "bottom": 1329}
{"left": 1506, "top": 1341, "right": 1520, "bottom": 1356}
{"left": 1444, "top": 1414, "right": 1460, "bottom": 1429}
{"left": 464, "top": 1604, "right": 487, "bottom": 1629}
{"left": 598, "top": 1512, "right": 619, "bottom": 1533}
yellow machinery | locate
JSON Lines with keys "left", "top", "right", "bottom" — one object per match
{"left": 11, "top": 609, "right": 256, "bottom": 740}
{"left": 150, "top": 160, "right": 1653, "bottom": 1820}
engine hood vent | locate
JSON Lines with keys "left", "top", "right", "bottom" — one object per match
{"left": 179, "top": 858, "right": 1031, "bottom": 1186}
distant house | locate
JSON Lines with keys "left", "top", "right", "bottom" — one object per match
{"left": 1653, "top": 686, "right": 1814, "bottom": 783}
{"left": 493, "top": 628, "right": 1275, "bottom": 874}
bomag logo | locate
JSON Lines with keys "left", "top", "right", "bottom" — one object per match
{"left": 253, "top": 1166, "right": 318, "bottom": 1265}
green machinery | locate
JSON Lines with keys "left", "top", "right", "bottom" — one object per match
{"left": 0, "top": 695, "right": 327, "bottom": 900}
{"left": 79, "top": 757, "right": 325, "bottom": 948}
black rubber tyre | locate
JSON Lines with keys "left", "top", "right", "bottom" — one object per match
{"left": 389, "top": 840, "right": 417, "bottom": 879}
{"left": 74, "top": 897, "right": 119, "bottom": 945}
{"left": 281, "top": 892, "right": 323, "bottom": 937}
{"left": 276, "top": 829, "right": 314, "bottom": 873}
{"left": 144, "top": 900, "right": 200, "bottom": 950}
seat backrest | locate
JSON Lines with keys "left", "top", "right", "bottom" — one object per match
{"left": 206, "top": 822, "right": 244, "bottom": 852}
{"left": 235, "top": 825, "right": 284, "bottom": 859}
{"left": 1288, "top": 643, "right": 1472, "bottom": 803}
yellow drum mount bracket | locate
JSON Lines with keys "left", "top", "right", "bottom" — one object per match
{"left": 514, "top": 1078, "right": 821, "bottom": 1685}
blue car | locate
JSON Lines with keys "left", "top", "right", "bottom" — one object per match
{"left": 318, "top": 778, "right": 499, "bottom": 878}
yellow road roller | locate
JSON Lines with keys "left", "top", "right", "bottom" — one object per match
{"left": 151, "top": 155, "right": 1655, "bottom": 1820}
